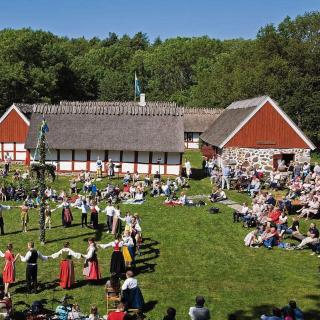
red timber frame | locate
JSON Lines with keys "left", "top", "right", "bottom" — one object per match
{"left": 29, "top": 149, "right": 183, "bottom": 175}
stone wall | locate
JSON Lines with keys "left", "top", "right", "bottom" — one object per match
{"left": 221, "top": 147, "right": 311, "bottom": 172}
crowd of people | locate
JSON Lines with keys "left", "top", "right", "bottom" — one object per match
{"left": 0, "top": 154, "right": 318, "bottom": 319}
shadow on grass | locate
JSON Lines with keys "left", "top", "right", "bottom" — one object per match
{"left": 228, "top": 301, "right": 320, "bottom": 320}
{"left": 133, "top": 238, "right": 160, "bottom": 276}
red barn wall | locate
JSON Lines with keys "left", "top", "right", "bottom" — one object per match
{"left": 225, "top": 101, "right": 309, "bottom": 149}
{"left": 0, "top": 109, "right": 29, "bottom": 142}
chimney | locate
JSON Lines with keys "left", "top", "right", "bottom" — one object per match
{"left": 138, "top": 93, "right": 146, "bottom": 106}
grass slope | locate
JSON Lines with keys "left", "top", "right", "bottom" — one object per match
{"left": 0, "top": 151, "right": 319, "bottom": 319}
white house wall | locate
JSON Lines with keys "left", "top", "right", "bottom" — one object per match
{"left": 26, "top": 149, "right": 182, "bottom": 175}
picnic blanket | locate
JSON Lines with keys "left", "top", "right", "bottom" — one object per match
{"left": 121, "top": 199, "right": 145, "bottom": 205}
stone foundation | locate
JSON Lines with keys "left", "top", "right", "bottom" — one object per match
{"left": 221, "top": 147, "right": 311, "bottom": 172}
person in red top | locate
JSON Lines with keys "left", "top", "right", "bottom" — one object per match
{"left": 267, "top": 207, "right": 282, "bottom": 224}
{"left": 106, "top": 302, "right": 126, "bottom": 320}
{"left": 2, "top": 243, "right": 19, "bottom": 294}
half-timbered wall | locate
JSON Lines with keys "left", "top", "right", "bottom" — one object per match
{"left": 29, "top": 149, "right": 182, "bottom": 175}
{"left": 184, "top": 132, "right": 200, "bottom": 149}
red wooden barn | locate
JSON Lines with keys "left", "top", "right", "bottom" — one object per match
{"left": 200, "top": 96, "right": 316, "bottom": 171}
{"left": 0, "top": 103, "right": 33, "bottom": 163}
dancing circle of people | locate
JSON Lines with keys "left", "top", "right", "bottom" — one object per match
{"left": 0, "top": 201, "right": 145, "bottom": 312}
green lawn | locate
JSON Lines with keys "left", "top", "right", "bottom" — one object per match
{"left": 0, "top": 152, "right": 319, "bottom": 319}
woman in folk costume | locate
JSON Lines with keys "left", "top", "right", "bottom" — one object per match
{"left": 122, "top": 231, "right": 135, "bottom": 268}
{"left": 1, "top": 244, "right": 19, "bottom": 294}
{"left": 112, "top": 205, "right": 125, "bottom": 236}
{"left": 98, "top": 236, "right": 126, "bottom": 277}
{"left": 82, "top": 238, "right": 101, "bottom": 281}
{"left": 50, "top": 241, "right": 81, "bottom": 289}
{"left": 56, "top": 198, "right": 73, "bottom": 227}
{"left": 90, "top": 200, "right": 100, "bottom": 230}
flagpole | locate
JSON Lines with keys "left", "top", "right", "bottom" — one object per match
{"left": 134, "top": 72, "right": 136, "bottom": 102}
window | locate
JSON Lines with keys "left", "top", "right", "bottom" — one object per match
{"left": 184, "top": 132, "right": 193, "bottom": 142}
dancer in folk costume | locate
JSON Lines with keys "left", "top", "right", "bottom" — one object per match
{"left": 55, "top": 198, "right": 73, "bottom": 227}
{"left": 122, "top": 231, "right": 134, "bottom": 267}
{"left": 98, "top": 236, "right": 126, "bottom": 277}
{"left": 82, "top": 238, "right": 101, "bottom": 282}
{"left": 131, "top": 214, "right": 142, "bottom": 255}
{"left": 20, "top": 241, "right": 50, "bottom": 293}
{"left": 1, "top": 244, "right": 19, "bottom": 294}
{"left": 90, "top": 200, "right": 100, "bottom": 230}
{"left": 112, "top": 205, "right": 124, "bottom": 236}
{"left": 19, "top": 201, "right": 30, "bottom": 232}
{"left": 51, "top": 242, "right": 81, "bottom": 289}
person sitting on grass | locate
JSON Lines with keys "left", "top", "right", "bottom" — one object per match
{"left": 279, "top": 216, "right": 301, "bottom": 238}
{"left": 295, "top": 222, "right": 319, "bottom": 250}
{"left": 281, "top": 300, "right": 304, "bottom": 320}
{"left": 88, "top": 305, "right": 100, "bottom": 320}
{"left": 261, "top": 307, "right": 282, "bottom": 320}
{"left": 163, "top": 307, "right": 176, "bottom": 320}
{"left": 261, "top": 226, "right": 279, "bottom": 249}
{"left": 188, "top": 296, "right": 211, "bottom": 320}
{"left": 209, "top": 188, "right": 227, "bottom": 203}
{"left": 233, "top": 202, "right": 249, "bottom": 223}
{"left": 0, "top": 290, "right": 12, "bottom": 318}
{"left": 244, "top": 228, "right": 260, "bottom": 247}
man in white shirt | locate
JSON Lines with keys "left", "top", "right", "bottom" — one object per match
{"left": 103, "top": 202, "right": 115, "bottom": 233}
{"left": 20, "top": 241, "right": 50, "bottom": 293}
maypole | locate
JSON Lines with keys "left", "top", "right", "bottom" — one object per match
{"left": 31, "top": 118, "right": 55, "bottom": 245}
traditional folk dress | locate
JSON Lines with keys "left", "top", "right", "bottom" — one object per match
{"left": 2, "top": 250, "right": 15, "bottom": 284}
{"left": 60, "top": 202, "right": 73, "bottom": 227}
{"left": 112, "top": 209, "right": 124, "bottom": 236}
{"left": 51, "top": 248, "right": 81, "bottom": 289}
{"left": 83, "top": 244, "right": 101, "bottom": 281}
{"left": 121, "top": 277, "right": 145, "bottom": 309}
{"left": 90, "top": 205, "right": 100, "bottom": 230}
{"left": 99, "top": 241, "right": 126, "bottom": 277}
{"left": 122, "top": 236, "right": 135, "bottom": 267}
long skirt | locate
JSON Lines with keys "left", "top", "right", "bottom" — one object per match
{"left": 83, "top": 260, "right": 101, "bottom": 281}
{"left": 3, "top": 262, "right": 15, "bottom": 283}
{"left": 62, "top": 208, "right": 73, "bottom": 227}
{"left": 122, "top": 246, "right": 132, "bottom": 265}
{"left": 122, "top": 287, "right": 145, "bottom": 309}
{"left": 110, "top": 251, "right": 125, "bottom": 276}
{"left": 59, "top": 260, "right": 75, "bottom": 289}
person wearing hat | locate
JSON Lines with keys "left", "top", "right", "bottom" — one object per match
{"left": 188, "top": 296, "right": 211, "bottom": 320}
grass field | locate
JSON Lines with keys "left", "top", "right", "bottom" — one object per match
{"left": 1, "top": 151, "right": 320, "bottom": 319}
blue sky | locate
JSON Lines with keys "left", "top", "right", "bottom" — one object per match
{"left": 0, "top": 0, "right": 319, "bottom": 41}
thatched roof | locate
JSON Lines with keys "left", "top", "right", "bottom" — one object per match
{"left": 183, "top": 107, "right": 223, "bottom": 132}
{"left": 25, "top": 102, "right": 184, "bottom": 153}
{"left": 13, "top": 103, "right": 34, "bottom": 119}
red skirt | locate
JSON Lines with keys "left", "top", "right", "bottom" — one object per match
{"left": 85, "top": 261, "right": 101, "bottom": 280}
{"left": 3, "top": 262, "right": 15, "bottom": 283}
{"left": 59, "top": 260, "right": 75, "bottom": 289}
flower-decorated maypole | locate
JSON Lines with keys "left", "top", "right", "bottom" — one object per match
{"left": 31, "top": 117, "right": 55, "bottom": 244}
